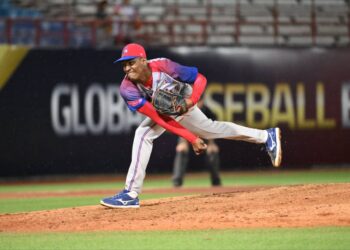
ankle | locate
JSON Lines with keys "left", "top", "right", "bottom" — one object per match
{"left": 128, "top": 191, "right": 138, "bottom": 199}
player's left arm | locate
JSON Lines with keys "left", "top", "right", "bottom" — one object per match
{"left": 166, "top": 60, "right": 207, "bottom": 109}
{"left": 187, "top": 73, "right": 207, "bottom": 106}
{"left": 175, "top": 73, "right": 207, "bottom": 114}
{"left": 157, "top": 58, "right": 207, "bottom": 112}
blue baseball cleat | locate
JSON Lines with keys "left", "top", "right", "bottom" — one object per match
{"left": 100, "top": 189, "right": 140, "bottom": 208}
{"left": 265, "top": 127, "right": 282, "bottom": 167}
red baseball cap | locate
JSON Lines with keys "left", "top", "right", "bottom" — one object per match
{"left": 114, "top": 43, "right": 147, "bottom": 63}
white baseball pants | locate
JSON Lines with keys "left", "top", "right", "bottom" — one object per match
{"left": 125, "top": 106, "right": 268, "bottom": 193}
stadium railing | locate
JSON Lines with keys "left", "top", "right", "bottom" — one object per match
{"left": 1, "top": 17, "right": 349, "bottom": 47}
{"left": 1, "top": 0, "right": 349, "bottom": 47}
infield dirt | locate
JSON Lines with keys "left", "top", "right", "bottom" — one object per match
{"left": 0, "top": 183, "right": 350, "bottom": 232}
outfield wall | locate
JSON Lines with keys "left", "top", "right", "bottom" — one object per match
{"left": 0, "top": 46, "right": 349, "bottom": 176}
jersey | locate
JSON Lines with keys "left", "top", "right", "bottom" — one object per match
{"left": 119, "top": 58, "right": 198, "bottom": 111}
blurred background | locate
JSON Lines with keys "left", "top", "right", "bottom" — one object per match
{"left": 0, "top": 0, "right": 349, "bottom": 178}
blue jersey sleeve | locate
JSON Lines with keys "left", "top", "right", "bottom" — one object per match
{"left": 152, "top": 58, "right": 198, "bottom": 83}
{"left": 119, "top": 78, "right": 146, "bottom": 111}
{"left": 176, "top": 64, "right": 198, "bottom": 83}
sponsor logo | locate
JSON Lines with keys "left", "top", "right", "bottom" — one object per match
{"left": 50, "top": 83, "right": 143, "bottom": 136}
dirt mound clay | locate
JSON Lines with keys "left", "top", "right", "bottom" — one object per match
{"left": 1, "top": 183, "right": 350, "bottom": 232}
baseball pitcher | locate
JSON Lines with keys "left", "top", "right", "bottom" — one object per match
{"left": 100, "top": 43, "right": 282, "bottom": 208}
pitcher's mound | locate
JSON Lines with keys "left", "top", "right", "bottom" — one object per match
{"left": 1, "top": 184, "right": 350, "bottom": 232}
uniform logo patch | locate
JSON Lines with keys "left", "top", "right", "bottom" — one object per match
{"left": 128, "top": 99, "right": 142, "bottom": 106}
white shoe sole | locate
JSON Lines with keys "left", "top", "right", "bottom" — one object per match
{"left": 100, "top": 200, "right": 140, "bottom": 208}
{"left": 273, "top": 127, "right": 282, "bottom": 167}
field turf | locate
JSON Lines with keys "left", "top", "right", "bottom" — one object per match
{"left": 0, "top": 169, "right": 349, "bottom": 250}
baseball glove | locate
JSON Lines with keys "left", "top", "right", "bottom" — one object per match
{"left": 152, "top": 88, "right": 188, "bottom": 116}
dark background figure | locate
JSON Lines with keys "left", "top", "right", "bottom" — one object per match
{"left": 172, "top": 98, "right": 222, "bottom": 187}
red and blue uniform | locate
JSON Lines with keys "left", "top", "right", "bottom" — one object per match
{"left": 120, "top": 58, "right": 199, "bottom": 111}
{"left": 119, "top": 58, "right": 207, "bottom": 143}
{"left": 100, "top": 44, "right": 280, "bottom": 208}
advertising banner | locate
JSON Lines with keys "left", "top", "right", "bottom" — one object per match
{"left": 0, "top": 47, "right": 349, "bottom": 176}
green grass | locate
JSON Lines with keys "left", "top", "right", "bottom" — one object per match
{"left": 219, "top": 170, "right": 350, "bottom": 186}
{"left": 1, "top": 169, "right": 349, "bottom": 193}
{"left": 0, "top": 182, "right": 124, "bottom": 193}
{"left": 0, "top": 169, "right": 349, "bottom": 214}
{"left": 0, "top": 169, "right": 349, "bottom": 250}
{"left": 1, "top": 227, "right": 349, "bottom": 250}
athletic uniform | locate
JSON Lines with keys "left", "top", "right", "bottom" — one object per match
{"left": 100, "top": 43, "right": 281, "bottom": 208}
{"left": 120, "top": 58, "right": 267, "bottom": 194}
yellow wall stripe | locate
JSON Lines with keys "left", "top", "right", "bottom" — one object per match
{"left": 0, "top": 45, "right": 29, "bottom": 90}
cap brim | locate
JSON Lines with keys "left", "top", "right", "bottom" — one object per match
{"left": 113, "top": 56, "right": 138, "bottom": 63}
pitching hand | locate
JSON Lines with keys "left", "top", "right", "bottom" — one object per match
{"left": 191, "top": 137, "right": 207, "bottom": 155}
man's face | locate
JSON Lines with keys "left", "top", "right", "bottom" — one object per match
{"left": 122, "top": 58, "right": 147, "bottom": 82}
